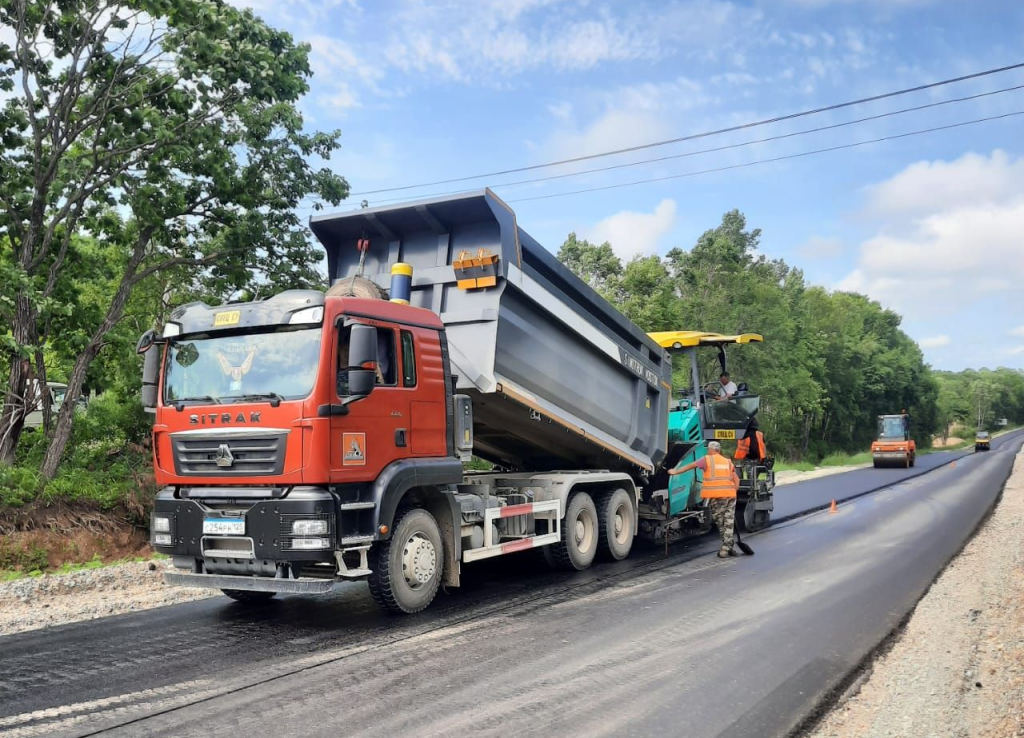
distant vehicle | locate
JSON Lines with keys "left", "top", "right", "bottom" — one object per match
{"left": 975, "top": 431, "right": 991, "bottom": 452}
{"left": 23, "top": 382, "right": 87, "bottom": 429}
{"left": 872, "top": 412, "right": 915, "bottom": 468}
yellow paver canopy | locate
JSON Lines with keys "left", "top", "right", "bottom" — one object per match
{"left": 648, "top": 331, "right": 764, "bottom": 349}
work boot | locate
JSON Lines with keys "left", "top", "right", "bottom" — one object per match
{"left": 718, "top": 547, "right": 731, "bottom": 558}
{"left": 727, "top": 547, "right": 739, "bottom": 557}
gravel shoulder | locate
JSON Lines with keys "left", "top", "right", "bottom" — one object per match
{"left": 0, "top": 560, "right": 213, "bottom": 636}
{"left": 805, "top": 450, "right": 1024, "bottom": 738}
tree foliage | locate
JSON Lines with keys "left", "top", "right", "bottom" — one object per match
{"left": 0, "top": 0, "right": 348, "bottom": 476}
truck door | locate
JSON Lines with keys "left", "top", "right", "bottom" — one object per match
{"left": 330, "top": 321, "right": 411, "bottom": 477}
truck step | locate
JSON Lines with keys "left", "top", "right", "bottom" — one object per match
{"left": 341, "top": 535, "right": 375, "bottom": 545}
{"left": 339, "top": 502, "right": 376, "bottom": 511}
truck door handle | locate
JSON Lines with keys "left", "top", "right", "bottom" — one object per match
{"left": 395, "top": 429, "right": 407, "bottom": 447}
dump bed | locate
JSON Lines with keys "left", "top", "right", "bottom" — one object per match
{"left": 310, "top": 190, "right": 670, "bottom": 473}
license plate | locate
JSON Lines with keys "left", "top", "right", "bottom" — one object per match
{"left": 214, "top": 310, "right": 241, "bottom": 326}
{"left": 714, "top": 429, "right": 736, "bottom": 440}
{"left": 203, "top": 518, "right": 245, "bottom": 535}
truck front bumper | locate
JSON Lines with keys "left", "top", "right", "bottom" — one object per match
{"left": 165, "top": 572, "right": 336, "bottom": 594}
{"left": 150, "top": 486, "right": 338, "bottom": 565}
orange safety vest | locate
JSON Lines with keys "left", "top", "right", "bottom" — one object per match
{"left": 701, "top": 454, "right": 738, "bottom": 499}
{"left": 735, "top": 431, "right": 766, "bottom": 461}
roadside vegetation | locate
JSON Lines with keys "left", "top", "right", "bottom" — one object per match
{"left": 559, "top": 219, "right": 1024, "bottom": 462}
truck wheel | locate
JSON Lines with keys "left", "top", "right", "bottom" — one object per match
{"left": 221, "top": 589, "right": 276, "bottom": 604}
{"left": 547, "top": 492, "right": 599, "bottom": 571}
{"left": 368, "top": 507, "right": 443, "bottom": 614}
{"left": 598, "top": 489, "right": 634, "bottom": 561}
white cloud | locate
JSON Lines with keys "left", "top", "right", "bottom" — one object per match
{"left": 838, "top": 151, "right": 1024, "bottom": 318}
{"left": 919, "top": 335, "right": 950, "bottom": 349}
{"left": 797, "top": 235, "right": 845, "bottom": 260}
{"left": 540, "top": 77, "right": 708, "bottom": 161}
{"left": 860, "top": 150, "right": 1024, "bottom": 224}
{"left": 1009, "top": 346, "right": 1024, "bottom": 356}
{"left": 583, "top": 199, "right": 678, "bottom": 260}
{"left": 307, "top": 35, "right": 385, "bottom": 110}
{"left": 1011, "top": 326, "right": 1024, "bottom": 338}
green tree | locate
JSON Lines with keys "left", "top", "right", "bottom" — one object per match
{"left": 0, "top": 0, "right": 348, "bottom": 477}
{"left": 557, "top": 233, "right": 621, "bottom": 298}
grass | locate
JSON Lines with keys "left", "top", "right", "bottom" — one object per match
{"left": 819, "top": 451, "right": 873, "bottom": 467}
{"left": 772, "top": 460, "right": 816, "bottom": 472}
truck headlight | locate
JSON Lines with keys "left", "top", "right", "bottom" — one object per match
{"left": 290, "top": 537, "right": 330, "bottom": 550}
{"left": 153, "top": 515, "right": 171, "bottom": 533}
{"left": 292, "top": 519, "right": 328, "bottom": 535}
{"left": 154, "top": 534, "right": 173, "bottom": 546}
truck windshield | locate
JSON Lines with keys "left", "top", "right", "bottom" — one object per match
{"left": 878, "top": 417, "right": 907, "bottom": 439}
{"left": 163, "top": 327, "right": 321, "bottom": 404}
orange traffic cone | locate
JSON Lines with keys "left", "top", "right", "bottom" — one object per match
{"left": 952, "top": 461, "right": 956, "bottom": 469}
{"left": 829, "top": 499, "right": 838, "bottom": 514}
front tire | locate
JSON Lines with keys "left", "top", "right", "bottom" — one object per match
{"left": 547, "top": 492, "right": 599, "bottom": 571}
{"left": 368, "top": 507, "right": 444, "bottom": 614}
{"left": 598, "top": 489, "right": 635, "bottom": 561}
{"left": 221, "top": 589, "right": 276, "bottom": 604}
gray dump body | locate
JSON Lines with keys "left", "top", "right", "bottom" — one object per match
{"left": 310, "top": 190, "right": 670, "bottom": 473}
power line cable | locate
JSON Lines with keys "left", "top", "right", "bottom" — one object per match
{"left": 350, "top": 84, "right": 1024, "bottom": 208}
{"left": 349, "top": 62, "right": 1024, "bottom": 197}
{"left": 504, "top": 110, "right": 1024, "bottom": 203}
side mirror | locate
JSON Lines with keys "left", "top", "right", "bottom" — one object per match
{"left": 139, "top": 331, "right": 161, "bottom": 410}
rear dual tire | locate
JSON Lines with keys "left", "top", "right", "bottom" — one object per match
{"left": 545, "top": 492, "right": 600, "bottom": 571}
{"left": 597, "top": 488, "right": 635, "bottom": 561}
{"left": 545, "top": 489, "right": 636, "bottom": 570}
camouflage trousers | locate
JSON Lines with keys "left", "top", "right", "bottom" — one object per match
{"left": 707, "top": 498, "right": 736, "bottom": 552}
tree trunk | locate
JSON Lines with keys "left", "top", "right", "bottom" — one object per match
{"left": 39, "top": 344, "right": 95, "bottom": 479}
{"left": 39, "top": 243, "right": 147, "bottom": 479}
{"left": 0, "top": 295, "right": 37, "bottom": 464}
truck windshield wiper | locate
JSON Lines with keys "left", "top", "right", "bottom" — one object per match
{"left": 172, "top": 396, "right": 221, "bottom": 410}
{"left": 226, "top": 392, "right": 284, "bottom": 408}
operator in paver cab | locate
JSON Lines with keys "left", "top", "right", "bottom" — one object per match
{"left": 735, "top": 418, "right": 767, "bottom": 461}
{"left": 669, "top": 441, "right": 740, "bottom": 557}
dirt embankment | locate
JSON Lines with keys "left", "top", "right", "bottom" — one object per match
{"left": 806, "top": 451, "right": 1024, "bottom": 738}
{"left": 0, "top": 503, "right": 151, "bottom": 574}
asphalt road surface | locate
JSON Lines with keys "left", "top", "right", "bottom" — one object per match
{"left": 1, "top": 431, "right": 1020, "bottom": 738}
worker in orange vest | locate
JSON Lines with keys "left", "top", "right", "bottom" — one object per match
{"left": 735, "top": 419, "right": 767, "bottom": 461}
{"left": 669, "top": 441, "right": 740, "bottom": 557}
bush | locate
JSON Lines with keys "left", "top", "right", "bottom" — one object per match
{"left": 3, "top": 390, "right": 154, "bottom": 516}
{"left": 0, "top": 466, "right": 40, "bottom": 507}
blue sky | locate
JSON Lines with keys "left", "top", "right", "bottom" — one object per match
{"left": 230, "top": 0, "right": 1024, "bottom": 372}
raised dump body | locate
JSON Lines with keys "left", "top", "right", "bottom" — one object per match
{"left": 310, "top": 189, "right": 671, "bottom": 473}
